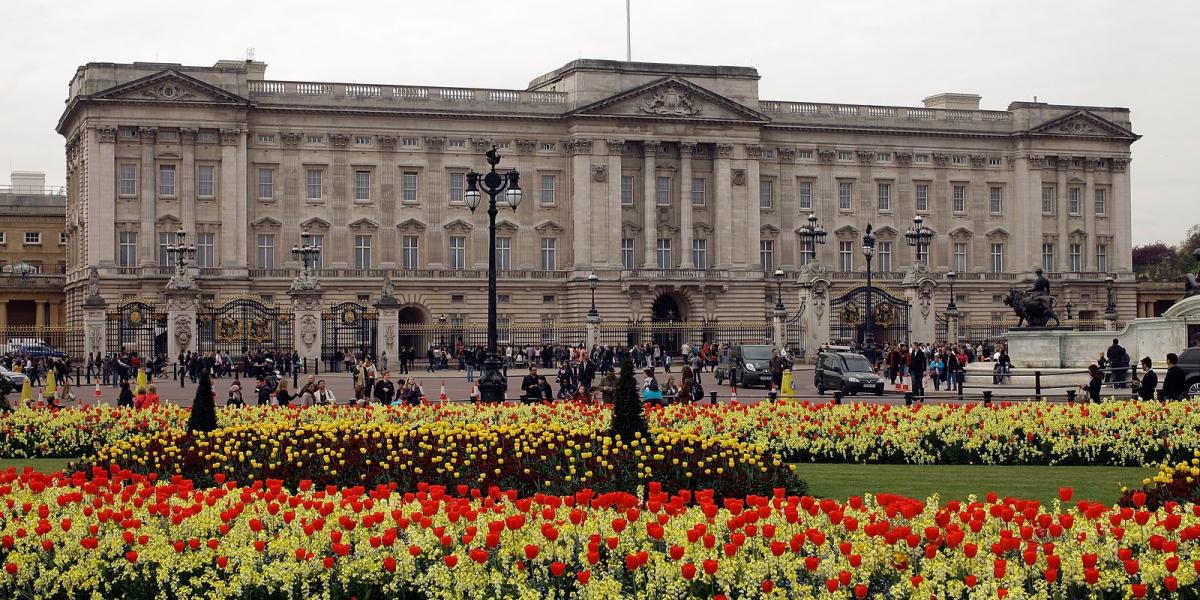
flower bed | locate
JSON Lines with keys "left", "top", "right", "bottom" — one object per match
{"left": 78, "top": 421, "right": 806, "bottom": 499}
{"left": 5, "top": 400, "right": 1199, "bottom": 466}
{"left": 1, "top": 469, "right": 1198, "bottom": 599}
{"left": 1120, "top": 453, "right": 1200, "bottom": 510}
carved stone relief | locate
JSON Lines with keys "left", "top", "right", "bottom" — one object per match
{"left": 591, "top": 164, "right": 607, "bottom": 182}
{"left": 299, "top": 314, "right": 319, "bottom": 348}
{"left": 173, "top": 315, "right": 193, "bottom": 349}
{"left": 714, "top": 144, "right": 733, "bottom": 159}
{"left": 639, "top": 86, "right": 701, "bottom": 116}
{"left": 731, "top": 169, "right": 746, "bottom": 186}
{"left": 817, "top": 149, "right": 836, "bottom": 162}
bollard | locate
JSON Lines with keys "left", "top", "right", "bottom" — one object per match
{"left": 304, "top": 359, "right": 309, "bottom": 375}
{"left": 832, "top": 391, "right": 842, "bottom": 405}
{"left": 314, "top": 359, "right": 319, "bottom": 376}
{"left": 1034, "top": 371, "right": 1042, "bottom": 400}
{"left": 709, "top": 390, "right": 717, "bottom": 405}
{"left": 1066, "top": 389, "right": 1077, "bottom": 403}
{"left": 982, "top": 390, "right": 993, "bottom": 406}
{"left": 293, "top": 368, "right": 298, "bottom": 389}
{"left": 904, "top": 392, "right": 913, "bottom": 406}
{"left": 75, "top": 367, "right": 81, "bottom": 386}
{"left": 957, "top": 370, "right": 964, "bottom": 400}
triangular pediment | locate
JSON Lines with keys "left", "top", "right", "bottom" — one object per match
{"left": 251, "top": 217, "right": 282, "bottom": 228}
{"left": 834, "top": 225, "right": 859, "bottom": 237}
{"left": 155, "top": 214, "right": 180, "bottom": 225}
{"left": 948, "top": 226, "right": 974, "bottom": 239}
{"left": 396, "top": 218, "right": 427, "bottom": 232}
{"left": 92, "top": 70, "right": 250, "bottom": 105}
{"left": 569, "top": 77, "right": 769, "bottom": 123}
{"left": 495, "top": 219, "right": 519, "bottom": 234}
{"left": 534, "top": 220, "right": 565, "bottom": 234}
{"left": 986, "top": 227, "right": 1011, "bottom": 239}
{"left": 301, "top": 217, "right": 331, "bottom": 230}
{"left": 1026, "top": 110, "right": 1139, "bottom": 140}
{"left": 443, "top": 219, "right": 473, "bottom": 232}
{"left": 873, "top": 225, "right": 899, "bottom": 238}
{"left": 348, "top": 218, "right": 379, "bottom": 230}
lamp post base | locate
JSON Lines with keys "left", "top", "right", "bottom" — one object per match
{"left": 477, "top": 353, "right": 507, "bottom": 403}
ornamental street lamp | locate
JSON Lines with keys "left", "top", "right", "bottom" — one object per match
{"left": 291, "top": 229, "right": 321, "bottom": 272}
{"left": 437, "top": 314, "right": 447, "bottom": 348}
{"left": 773, "top": 268, "right": 786, "bottom": 312}
{"left": 862, "top": 224, "right": 877, "bottom": 347}
{"left": 166, "top": 227, "right": 196, "bottom": 274}
{"left": 946, "top": 271, "right": 959, "bottom": 316}
{"left": 1104, "top": 275, "right": 1117, "bottom": 320}
{"left": 904, "top": 215, "right": 934, "bottom": 266}
{"left": 796, "top": 213, "right": 827, "bottom": 263}
{"left": 464, "top": 147, "right": 522, "bottom": 403}
{"left": 1064, "top": 299, "right": 1074, "bottom": 321}
{"left": 587, "top": 272, "right": 599, "bottom": 318}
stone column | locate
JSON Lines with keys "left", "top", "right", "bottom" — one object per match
{"left": 586, "top": 314, "right": 600, "bottom": 349}
{"left": 714, "top": 144, "right": 734, "bottom": 268}
{"left": 679, "top": 142, "right": 695, "bottom": 268}
{"left": 180, "top": 128, "right": 197, "bottom": 239}
{"left": 947, "top": 311, "right": 960, "bottom": 345}
{"left": 796, "top": 268, "right": 831, "bottom": 363}
{"left": 642, "top": 141, "right": 660, "bottom": 269}
{"left": 138, "top": 127, "right": 158, "bottom": 267}
{"left": 1056, "top": 158, "right": 1070, "bottom": 271}
{"left": 376, "top": 297, "right": 400, "bottom": 368}
{"left": 165, "top": 289, "right": 199, "bottom": 360}
{"left": 0, "top": 301, "right": 6, "bottom": 329}
{"left": 605, "top": 140, "right": 625, "bottom": 267}
{"left": 219, "top": 128, "right": 247, "bottom": 270}
{"left": 568, "top": 138, "right": 594, "bottom": 269}
{"left": 82, "top": 295, "right": 107, "bottom": 358}
{"left": 35, "top": 302, "right": 46, "bottom": 327}
{"left": 91, "top": 127, "right": 117, "bottom": 266}
{"left": 745, "top": 144, "right": 763, "bottom": 269}
{"left": 289, "top": 289, "right": 324, "bottom": 362}
{"left": 902, "top": 272, "right": 937, "bottom": 344}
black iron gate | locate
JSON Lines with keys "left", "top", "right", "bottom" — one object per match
{"left": 322, "top": 301, "right": 377, "bottom": 363}
{"left": 828, "top": 285, "right": 910, "bottom": 347}
{"left": 106, "top": 300, "right": 165, "bottom": 358}
{"left": 197, "top": 296, "right": 293, "bottom": 359}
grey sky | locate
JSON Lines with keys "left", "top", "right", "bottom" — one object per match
{"left": 1, "top": 0, "right": 1194, "bottom": 245}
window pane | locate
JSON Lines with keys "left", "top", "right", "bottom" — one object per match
{"left": 449, "top": 236, "right": 465, "bottom": 270}
{"left": 256, "top": 234, "right": 274, "bottom": 268}
{"left": 759, "top": 240, "right": 774, "bottom": 271}
{"left": 257, "top": 168, "right": 273, "bottom": 199}
{"left": 953, "top": 185, "right": 966, "bottom": 212}
{"left": 656, "top": 176, "right": 670, "bottom": 206}
{"left": 656, "top": 238, "right": 671, "bottom": 269}
{"left": 403, "top": 172, "right": 419, "bottom": 202}
{"left": 1042, "top": 244, "right": 1054, "bottom": 273}
{"left": 540, "top": 175, "right": 556, "bottom": 205}
{"left": 877, "top": 183, "right": 890, "bottom": 211}
{"left": 878, "top": 241, "right": 892, "bottom": 272}
{"left": 196, "top": 233, "right": 215, "bottom": 268}
{"left": 1042, "top": 186, "right": 1055, "bottom": 214}
{"left": 692, "top": 239, "right": 707, "bottom": 269}
{"left": 449, "top": 173, "right": 465, "bottom": 203}
{"left": 691, "top": 177, "right": 705, "bottom": 206}
{"left": 1097, "top": 244, "right": 1108, "bottom": 273}
{"left": 159, "top": 165, "right": 176, "bottom": 196}
{"left": 402, "top": 236, "right": 419, "bottom": 269}
{"left": 798, "top": 181, "right": 812, "bottom": 210}
{"left": 495, "top": 237, "right": 510, "bottom": 271}
{"left": 540, "top": 238, "right": 557, "bottom": 270}
{"left": 915, "top": 184, "right": 928, "bottom": 212}
{"left": 306, "top": 169, "right": 322, "bottom": 200}
{"left": 1094, "top": 189, "right": 1106, "bottom": 215}
{"left": 119, "top": 164, "right": 137, "bottom": 196}
{"left": 621, "top": 238, "right": 635, "bottom": 269}
{"left": 158, "top": 232, "right": 177, "bottom": 266}
{"left": 355, "top": 171, "right": 371, "bottom": 200}
{"left": 354, "top": 235, "right": 372, "bottom": 268}
{"left": 197, "top": 165, "right": 214, "bottom": 197}
{"left": 759, "top": 180, "right": 773, "bottom": 209}
{"left": 621, "top": 175, "right": 635, "bottom": 206}
{"left": 839, "top": 241, "right": 853, "bottom": 271}
{"left": 838, "top": 182, "right": 852, "bottom": 210}
{"left": 954, "top": 242, "right": 967, "bottom": 273}
{"left": 990, "top": 187, "right": 1003, "bottom": 213}
{"left": 990, "top": 243, "right": 1004, "bottom": 273}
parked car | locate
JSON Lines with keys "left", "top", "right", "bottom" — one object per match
{"left": 16, "top": 344, "right": 66, "bottom": 359}
{"left": 815, "top": 351, "right": 884, "bottom": 396}
{"left": 713, "top": 344, "right": 776, "bottom": 388}
{"left": 1179, "top": 347, "right": 1200, "bottom": 398}
{"left": 4, "top": 338, "right": 47, "bottom": 354}
{"left": 0, "top": 366, "right": 28, "bottom": 387}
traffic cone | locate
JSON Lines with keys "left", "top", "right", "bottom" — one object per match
{"left": 471, "top": 383, "right": 480, "bottom": 402}
{"left": 94, "top": 383, "right": 103, "bottom": 398}
{"left": 439, "top": 381, "right": 448, "bottom": 403}
{"left": 729, "top": 386, "right": 737, "bottom": 404}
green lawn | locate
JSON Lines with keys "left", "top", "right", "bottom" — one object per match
{"left": 0, "top": 458, "right": 76, "bottom": 474}
{"left": 792, "top": 463, "right": 1154, "bottom": 505}
{"left": 0, "top": 458, "right": 1152, "bottom": 505}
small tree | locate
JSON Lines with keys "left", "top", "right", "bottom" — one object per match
{"left": 609, "top": 360, "right": 647, "bottom": 441}
{"left": 187, "top": 371, "right": 217, "bottom": 433}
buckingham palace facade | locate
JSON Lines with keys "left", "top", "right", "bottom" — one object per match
{"left": 57, "top": 58, "right": 1138, "bottom": 341}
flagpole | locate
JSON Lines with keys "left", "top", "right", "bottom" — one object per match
{"left": 625, "top": 0, "right": 631, "bottom": 61}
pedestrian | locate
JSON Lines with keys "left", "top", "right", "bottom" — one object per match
{"left": 314, "top": 379, "right": 336, "bottom": 405}
{"left": 227, "top": 382, "right": 245, "bottom": 408}
{"left": 1162, "top": 353, "right": 1187, "bottom": 400}
{"left": 1133, "top": 357, "right": 1158, "bottom": 401}
{"left": 1106, "top": 338, "right": 1129, "bottom": 389}
{"left": 116, "top": 380, "right": 134, "bottom": 408}
{"left": 641, "top": 368, "right": 663, "bottom": 406}
{"left": 1080, "top": 364, "right": 1103, "bottom": 403}
{"left": 373, "top": 371, "right": 395, "bottom": 406}
{"left": 274, "top": 379, "right": 293, "bottom": 407}
{"left": 910, "top": 343, "right": 927, "bottom": 399}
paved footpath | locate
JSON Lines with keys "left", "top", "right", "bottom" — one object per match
{"left": 51, "top": 365, "right": 1013, "bottom": 408}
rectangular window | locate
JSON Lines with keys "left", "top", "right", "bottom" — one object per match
{"left": 798, "top": 150, "right": 813, "bottom": 159}
{"left": 692, "top": 239, "right": 707, "bottom": 269}
{"left": 1096, "top": 244, "right": 1108, "bottom": 273}
{"left": 354, "top": 170, "right": 371, "bottom": 201}
{"left": 1042, "top": 243, "right": 1055, "bottom": 273}
{"left": 0, "top": 232, "right": 5, "bottom": 244}
{"left": 621, "top": 175, "right": 635, "bottom": 206}
{"left": 402, "top": 236, "right": 419, "bottom": 269}
{"left": 540, "top": 174, "right": 557, "bottom": 205}
{"left": 1069, "top": 188, "right": 1081, "bottom": 214}
{"left": 1042, "top": 186, "right": 1055, "bottom": 215}
{"left": 448, "top": 236, "right": 466, "bottom": 270}
{"left": 691, "top": 177, "right": 706, "bottom": 206}
{"left": 257, "top": 168, "right": 273, "bottom": 200}
{"left": 953, "top": 185, "right": 966, "bottom": 213}
{"left": 621, "top": 238, "right": 635, "bottom": 269}
{"left": 798, "top": 181, "right": 812, "bottom": 210}
{"left": 990, "top": 243, "right": 1004, "bottom": 273}
{"left": 158, "top": 232, "right": 178, "bottom": 266}
{"left": 1069, "top": 243, "right": 1082, "bottom": 272}
{"left": 196, "top": 233, "right": 215, "bottom": 268}
{"left": 952, "top": 155, "right": 966, "bottom": 165}
{"left": 119, "top": 164, "right": 137, "bottom": 196}
{"left": 916, "top": 241, "right": 929, "bottom": 265}
{"left": 256, "top": 234, "right": 275, "bottom": 269}
{"left": 878, "top": 241, "right": 892, "bottom": 272}
{"left": 540, "top": 238, "right": 557, "bottom": 270}
{"left": 306, "top": 169, "right": 323, "bottom": 200}
{"left": 656, "top": 238, "right": 672, "bottom": 269}
{"left": 1094, "top": 189, "right": 1106, "bottom": 215}
{"left": 759, "top": 179, "right": 774, "bottom": 209}
{"left": 353, "top": 235, "right": 372, "bottom": 269}
{"left": 300, "top": 234, "right": 323, "bottom": 269}
{"left": 877, "top": 183, "right": 891, "bottom": 211}
{"left": 354, "top": 136, "right": 371, "bottom": 146}
{"left": 196, "top": 165, "right": 215, "bottom": 198}
{"left": 838, "top": 182, "right": 852, "bottom": 210}
{"left": 158, "top": 165, "right": 176, "bottom": 197}
{"left": 954, "top": 242, "right": 967, "bottom": 273}
{"left": 799, "top": 240, "right": 814, "bottom": 265}
{"left": 306, "top": 135, "right": 323, "bottom": 145}
{"left": 656, "top": 176, "right": 671, "bottom": 206}
{"left": 989, "top": 157, "right": 1002, "bottom": 166}
{"left": 838, "top": 151, "right": 853, "bottom": 161}
{"left": 989, "top": 187, "right": 1003, "bottom": 214}
{"left": 838, "top": 241, "right": 853, "bottom": 272}
{"left": 495, "top": 237, "right": 511, "bottom": 271}
{"left": 24, "top": 232, "right": 41, "bottom": 245}
{"left": 759, "top": 240, "right": 774, "bottom": 272}
{"left": 449, "top": 173, "right": 465, "bottom": 204}
{"left": 59, "top": 232, "right": 68, "bottom": 245}
{"left": 402, "top": 172, "right": 419, "bottom": 202}
{"left": 118, "top": 232, "right": 137, "bottom": 267}
{"left": 915, "top": 184, "right": 929, "bottom": 212}
{"left": 877, "top": 152, "right": 891, "bottom": 162}
{"left": 914, "top": 154, "right": 929, "bottom": 164}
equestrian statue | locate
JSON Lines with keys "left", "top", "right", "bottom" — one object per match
{"left": 1004, "top": 268, "right": 1061, "bottom": 327}
{"left": 1184, "top": 248, "right": 1200, "bottom": 298}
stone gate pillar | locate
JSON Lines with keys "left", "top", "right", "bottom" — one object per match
{"left": 796, "top": 264, "right": 831, "bottom": 363}
{"left": 164, "top": 289, "right": 199, "bottom": 361}
{"left": 289, "top": 289, "right": 323, "bottom": 363}
{"left": 772, "top": 307, "right": 786, "bottom": 350}
{"left": 902, "top": 268, "right": 937, "bottom": 344}
{"left": 586, "top": 314, "right": 600, "bottom": 349}
{"left": 82, "top": 295, "right": 107, "bottom": 359}
{"left": 376, "top": 300, "right": 400, "bottom": 369}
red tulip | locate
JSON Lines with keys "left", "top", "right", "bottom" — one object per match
{"left": 216, "top": 556, "right": 228, "bottom": 569}
{"left": 761, "top": 579, "right": 774, "bottom": 593}
{"left": 550, "top": 561, "right": 566, "bottom": 577}
{"left": 524, "top": 545, "right": 539, "bottom": 560}
{"left": 4, "top": 563, "right": 16, "bottom": 575}
{"left": 576, "top": 570, "right": 590, "bottom": 585}
{"left": 1132, "top": 492, "right": 1146, "bottom": 508}
{"left": 703, "top": 559, "right": 718, "bottom": 576}
{"left": 125, "top": 551, "right": 138, "bottom": 564}
{"left": 965, "top": 575, "right": 977, "bottom": 588}
{"left": 681, "top": 563, "right": 696, "bottom": 580}
{"left": 805, "top": 555, "right": 820, "bottom": 571}
{"left": 323, "top": 556, "right": 335, "bottom": 569}
{"left": 854, "top": 584, "right": 868, "bottom": 599}
{"left": 669, "top": 545, "right": 684, "bottom": 561}
{"left": 1165, "top": 576, "right": 1179, "bottom": 592}
{"left": 1058, "top": 487, "right": 1073, "bottom": 502}
{"left": 443, "top": 554, "right": 458, "bottom": 568}
{"left": 1131, "top": 583, "right": 1147, "bottom": 598}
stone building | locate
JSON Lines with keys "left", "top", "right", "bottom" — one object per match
{"left": 0, "top": 172, "right": 67, "bottom": 329}
{"left": 57, "top": 58, "right": 1138, "bottom": 355}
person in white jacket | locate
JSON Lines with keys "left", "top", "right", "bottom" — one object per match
{"left": 313, "top": 379, "right": 337, "bottom": 405}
